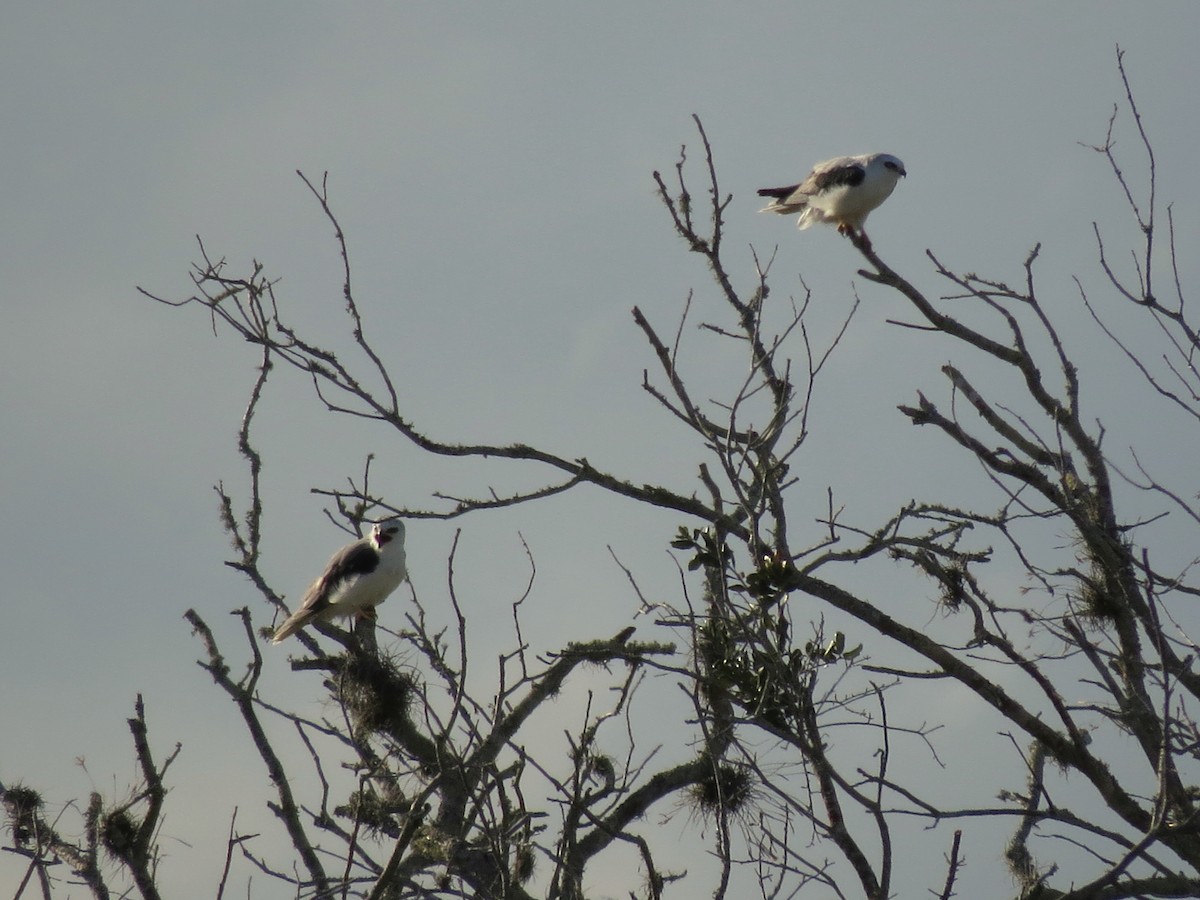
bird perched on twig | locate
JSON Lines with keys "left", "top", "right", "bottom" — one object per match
{"left": 271, "top": 518, "right": 408, "bottom": 644}
{"left": 758, "top": 153, "right": 906, "bottom": 246}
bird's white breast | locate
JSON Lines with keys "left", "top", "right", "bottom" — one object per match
{"left": 329, "top": 552, "right": 407, "bottom": 612}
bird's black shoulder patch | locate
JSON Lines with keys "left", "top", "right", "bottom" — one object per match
{"left": 812, "top": 164, "right": 865, "bottom": 192}
{"left": 327, "top": 541, "right": 381, "bottom": 584}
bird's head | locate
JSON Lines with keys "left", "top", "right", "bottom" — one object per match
{"left": 371, "top": 518, "right": 406, "bottom": 549}
{"left": 876, "top": 154, "right": 907, "bottom": 179}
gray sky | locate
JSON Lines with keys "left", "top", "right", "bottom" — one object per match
{"left": 3, "top": 4, "right": 1199, "bottom": 896}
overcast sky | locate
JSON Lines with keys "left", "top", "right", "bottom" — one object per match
{"left": 3, "top": 4, "right": 1199, "bottom": 897}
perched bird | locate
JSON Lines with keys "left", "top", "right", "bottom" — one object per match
{"left": 758, "top": 153, "right": 906, "bottom": 244}
{"left": 271, "top": 518, "right": 408, "bottom": 644}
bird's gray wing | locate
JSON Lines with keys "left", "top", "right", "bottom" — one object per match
{"left": 759, "top": 157, "right": 867, "bottom": 211}
{"left": 802, "top": 158, "right": 866, "bottom": 195}
{"left": 299, "top": 539, "right": 380, "bottom": 614}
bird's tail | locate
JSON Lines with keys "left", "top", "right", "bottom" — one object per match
{"left": 271, "top": 610, "right": 312, "bottom": 644}
{"left": 757, "top": 185, "right": 807, "bottom": 216}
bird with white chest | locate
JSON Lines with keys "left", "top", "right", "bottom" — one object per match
{"left": 758, "top": 153, "right": 906, "bottom": 246}
{"left": 271, "top": 518, "right": 408, "bottom": 644}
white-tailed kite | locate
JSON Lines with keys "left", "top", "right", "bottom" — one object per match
{"left": 271, "top": 518, "right": 408, "bottom": 644}
{"left": 758, "top": 153, "right": 906, "bottom": 243}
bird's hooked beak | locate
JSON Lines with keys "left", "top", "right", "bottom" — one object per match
{"left": 376, "top": 532, "right": 393, "bottom": 546}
